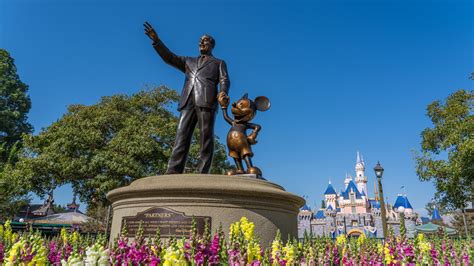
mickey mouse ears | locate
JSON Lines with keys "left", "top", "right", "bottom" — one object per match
{"left": 254, "top": 96, "right": 271, "bottom": 111}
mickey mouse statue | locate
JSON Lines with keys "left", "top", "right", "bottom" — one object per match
{"left": 218, "top": 92, "right": 270, "bottom": 178}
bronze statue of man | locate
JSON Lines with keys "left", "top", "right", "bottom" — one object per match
{"left": 144, "top": 22, "right": 230, "bottom": 174}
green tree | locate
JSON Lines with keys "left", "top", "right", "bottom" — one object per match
{"left": 0, "top": 49, "right": 32, "bottom": 219}
{"left": 0, "top": 143, "right": 31, "bottom": 219}
{"left": 0, "top": 49, "right": 32, "bottom": 163}
{"left": 13, "top": 86, "right": 232, "bottom": 208}
{"left": 414, "top": 89, "right": 473, "bottom": 236}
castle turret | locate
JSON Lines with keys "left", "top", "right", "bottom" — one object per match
{"left": 355, "top": 151, "right": 368, "bottom": 196}
{"left": 324, "top": 181, "right": 337, "bottom": 210}
{"left": 393, "top": 194, "right": 413, "bottom": 214}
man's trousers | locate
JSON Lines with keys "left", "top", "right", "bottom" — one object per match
{"left": 166, "top": 105, "right": 216, "bottom": 174}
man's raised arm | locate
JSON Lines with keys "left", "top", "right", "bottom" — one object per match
{"left": 144, "top": 22, "right": 186, "bottom": 73}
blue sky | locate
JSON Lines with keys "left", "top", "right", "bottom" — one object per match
{"left": 1, "top": 0, "right": 472, "bottom": 216}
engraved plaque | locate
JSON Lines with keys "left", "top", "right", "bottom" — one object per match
{"left": 121, "top": 207, "right": 211, "bottom": 238}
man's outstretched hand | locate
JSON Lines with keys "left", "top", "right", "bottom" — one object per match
{"left": 144, "top": 21, "right": 159, "bottom": 43}
{"left": 218, "top": 91, "right": 229, "bottom": 108}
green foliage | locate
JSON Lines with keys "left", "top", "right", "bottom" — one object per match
{"left": 12, "top": 86, "right": 232, "bottom": 207}
{"left": 0, "top": 49, "right": 33, "bottom": 219}
{"left": 0, "top": 49, "right": 32, "bottom": 163}
{"left": 414, "top": 89, "right": 473, "bottom": 211}
{"left": 0, "top": 142, "right": 30, "bottom": 219}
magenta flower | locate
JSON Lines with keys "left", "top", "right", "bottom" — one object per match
{"left": 0, "top": 242, "right": 4, "bottom": 263}
{"left": 209, "top": 234, "right": 220, "bottom": 264}
{"left": 48, "top": 241, "right": 62, "bottom": 265}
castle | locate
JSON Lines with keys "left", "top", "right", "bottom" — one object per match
{"left": 298, "top": 152, "right": 420, "bottom": 239}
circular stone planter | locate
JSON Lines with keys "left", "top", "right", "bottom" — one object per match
{"left": 107, "top": 174, "right": 304, "bottom": 246}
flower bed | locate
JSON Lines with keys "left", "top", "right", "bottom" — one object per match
{"left": 0, "top": 218, "right": 471, "bottom": 265}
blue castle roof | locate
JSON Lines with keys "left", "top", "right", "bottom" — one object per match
{"left": 324, "top": 183, "right": 337, "bottom": 195}
{"left": 431, "top": 206, "right": 442, "bottom": 221}
{"left": 300, "top": 204, "right": 311, "bottom": 212}
{"left": 369, "top": 199, "right": 381, "bottom": 209}
{"left": 342, "top": 180, "right": 363, "bottom": 199}
{"left": 326, "top": 205, "right": 333, "bottom": 211}
{"left": 393, "top": 194, "right": 413, "bottom": 209}
{"left": 314, "top": 210, "right": 326, "bottom": 219}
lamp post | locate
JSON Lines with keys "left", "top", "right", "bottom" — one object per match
{"left": 374, "top": 161, "right": 388, "bottom": 239}
{"left": 329, "top": 210, "right": 337, "bottom": 239}
{"left": 397, "top": 206, "right": 406, "bottom": 238}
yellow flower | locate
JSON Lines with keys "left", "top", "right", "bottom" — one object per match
{"left": 240, "top": 217, "right": 254, "bottom": 241}
{"left": 4, "top": 220, "right": 12, "bottom": 244}
{"left": 384, "top": 243, "right": 393, "bottom": 264}
{"left": 247, "top": 240, "right": 261, "bottom": 262}
{"left": 283, "top": 242, "right": 296, "bottom": 264}
{"left": 229, "top": 221, "right": 240, "bottom": 240}
{"left": 417, "top": 233, "right": 425, "bottom": 242}
{"left": 60, "top": 227, "right": 68, "bottom": 244}
{"left": 10, "top": 232, "right": 18, "bottom": 244}
{"left": 377, "top": 242, "right": 383, "bottom": 253}
{"left": 163, "top": 240, "right": 187, "bottom": 266}
{"left": 357, "top": 233, "right": 366, "bottom": 246}
{"left": 71, "top": 231, "right": 81, "bottom": 244}
{"left": 271, "top": 238, "right": 282, "bottom": 262}
{"left": 336, "top": 234, "right": 347, "bottom": 246}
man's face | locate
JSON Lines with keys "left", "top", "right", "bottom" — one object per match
{"left": 199, "top": 36, "right": 213, "bottom": 55}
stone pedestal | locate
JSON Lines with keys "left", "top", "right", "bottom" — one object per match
{"left": 107, "top": 174, "right": 304, "bottom": 246}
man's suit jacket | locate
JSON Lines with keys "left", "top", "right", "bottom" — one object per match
{"left": 152, "top": 39, "right": 230, "bottom": 111}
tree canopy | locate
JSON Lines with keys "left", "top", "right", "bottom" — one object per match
{"left": 0, "top": 49, "right": 32, "bottom": 218}
{"left": 12, "top": 86, "right": 231, "bottom": 207}
{"left": 415, "top": 89, "right": 473, "bottom": 211}
{"left": 0, "top": 49, "right": 32, "bottom": 163}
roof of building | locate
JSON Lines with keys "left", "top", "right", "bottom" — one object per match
{"left": 356, "top": 151, "right": 364, "bottom": 165}
{"left": 369, "top": 199, "right": 381, "bottom": 209}
{"left": 324, "top": 183, "right": 337, "bottom": 195}
{"left": 341, "top": 180, "right": 363, "bottom": 199}
{"left": 431, "top": 206, "right": 442, "bottom": 221}
{"left": 326, "top": 205, "right": 333, "bottom": 211}
{"left": 393, "top": 194, "right": 413, "bottom": 209}
{"left": 416, "top": 223, "right": 456, "bottom": 235}
{"left": 314, "top": 210, "right": 326, "bottom": 219}
{"left": 31, "top": 211, "right": 90, "bottom": 225}
{"left": 300, "top": 204, "right": 311, "bottom": 212}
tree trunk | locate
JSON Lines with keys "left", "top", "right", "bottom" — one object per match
{"left": 461, "top": 208, "right": 469, "bottom": 237}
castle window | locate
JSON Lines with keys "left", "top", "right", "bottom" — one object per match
{"left": 350, "top": 192, "right": 356, "bottom": 204}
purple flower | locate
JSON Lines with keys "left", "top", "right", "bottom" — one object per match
{"left": 332, "top": 245, "right": 340, "bottom": 265}
{"left": 430, "top": 243, "right": 440, "bottom": 265}
{"left": 209, "top": 234, "right": 220, "bottom": 264}
{"left": 149, "top": 256, "right": 160, "bottom": 266}
{"left": 0, "top": 242, "right": 4, "bottom": 263}
{"left": 250, "top": 260, "right": 261, "bottom": 266}
{"left": 48, "top": 241, "right": 62, "bottom": 265}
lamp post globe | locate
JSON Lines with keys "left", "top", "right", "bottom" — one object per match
{"left": 374, "top": 161, "right": 384, "bottom": 179}
{"left": 397, "top": 206, "right": 405, "bottom": 214}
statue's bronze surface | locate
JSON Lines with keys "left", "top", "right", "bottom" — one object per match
{"left": 218, "top": 93, "right": 270, "bottom": 178}
{"left": 144, "top": 22, "right": 230, "bottom": 174}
